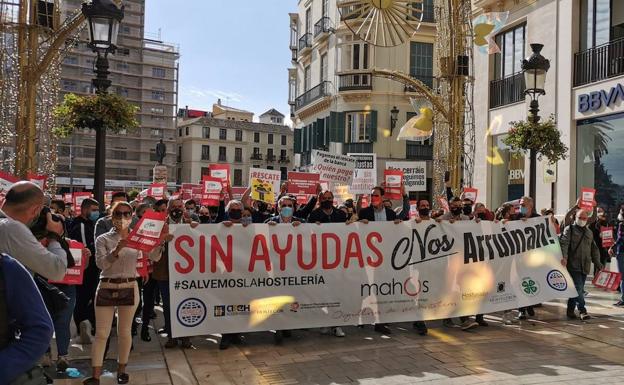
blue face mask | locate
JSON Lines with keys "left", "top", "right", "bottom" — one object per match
{"left": 280, "top": 206, "right": 294, "bottom": 218}
{"left": 520, "top": 206, "right": 528, "bottom": 215}
{"left": 89, "top": 211, "right": 100, "bottom": 222}
{"left": 241, "top": 216, "right": 253, "bottom": 226}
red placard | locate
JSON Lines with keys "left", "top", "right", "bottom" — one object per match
{"left": 181, "top": 183, "right": 201, "bottom": 200}
{"left": 593, "top": 269, "right": 622, "bottom": 291}
{"left": 148, "top": 183, "right": 166, "bottom": 199}
{"left": 231, "top": 187, "right": 246, "bottom": 201}
{"left": 462, "top": 187, "right": 479, "bottom": 203}
{"left": 384, "top": 169, "right": 403, "bottom": 200}
{"left": 104, "top": 191, "right": 113, "bottom": 205}
{"left": 0, "top": 170, "right": 18, "bottom": 192}
{"left": 27, "top": 173, "right": 47, "bottom": 190}
{"left": 201, "top": 177, "right": 222, "bottom": 206}
{"left": 72, "top": 192, "right": 93, "bottom": 216}
{"left": 64, "top": 193, "right": 73, "bottom": 204}
{"left": 136, "top": 251, "right": 150, "bottom": 278}
{"left": 209, "top": 164, "right": 230, "bottom": 190}
{"left": 437, "top": 196, "right": 450, "bottom": 212}
{"left": 296, "top": 194, "right": 310, "bottom": 206}
{"left": 126, "top": 210, "right": 167, "bottom": 253}
{"left": 601, "top": 226, "right": 615, "bottom": 248}
{"left": 49, "top": 240, "right": 86, "bottom": 285}
{"left": 288, "top": 172, "right": 320, "bottom": 195}
{"left": 580, "top": 187, "right": 596, "bottom": 212}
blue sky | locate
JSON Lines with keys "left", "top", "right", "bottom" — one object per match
{"left": 144, "top": 0, "right": 296, "bottom": 124}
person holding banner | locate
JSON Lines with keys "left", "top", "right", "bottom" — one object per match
{"left": 560, "top": 209, "right": 603, "bottom": 321}
{"left": 85, "top": 201, "right": 169, "bottom": 385}
{"left": 514, "top": 197, "right": 541, "bottom": 320}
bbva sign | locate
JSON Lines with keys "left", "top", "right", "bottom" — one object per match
{"left": 578, "top": 83, "right": 624, "bottom": 113}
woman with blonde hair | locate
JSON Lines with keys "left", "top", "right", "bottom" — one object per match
{"left": 84, "top": 201, "right": 171, "bottom": 385}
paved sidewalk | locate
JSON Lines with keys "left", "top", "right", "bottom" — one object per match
{"left": 52, "top": 287, "right": 624, "bottom": 385}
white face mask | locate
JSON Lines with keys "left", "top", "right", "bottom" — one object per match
{"left": 121, "top": 218, "right": 132, "bottom": 229}
{"left": 575, "top": 218, "right": 587, "bottom": 227}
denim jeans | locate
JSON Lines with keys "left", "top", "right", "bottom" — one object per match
{"left": 567, "top": 271, "right": 587, "bottom": 313}
{"left": 53, "top": 285, "right": 77, "bottom": 356}
{"left": 156, "top": 280, "right": 171, "bottom": 336}
{"left": 617, "top": 255, "right": 624, "bottom": 302}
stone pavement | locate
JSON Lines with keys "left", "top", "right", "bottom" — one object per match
{"left": 52, "top": 286, "right": 624, "bottom": 385}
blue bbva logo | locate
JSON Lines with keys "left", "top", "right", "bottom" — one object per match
{"left": 578, "top": 83, "right": 624, "bottom": 113}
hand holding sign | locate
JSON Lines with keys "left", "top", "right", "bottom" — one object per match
{"left": 126, "top": 210, "right": 168, "bottom": 253}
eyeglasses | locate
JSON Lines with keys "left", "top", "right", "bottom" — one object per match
{"left": 113, "top": 211, "right": 132, "bottom": 218}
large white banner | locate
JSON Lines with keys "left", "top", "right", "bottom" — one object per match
{"left": 347, "top": 153, "right": 377, "bottom": 194}
{"left": 169, "top": 217, "right": 576, "bottom": 337}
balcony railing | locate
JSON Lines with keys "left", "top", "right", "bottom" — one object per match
{"left": 298, "top": 33, "right": 312, "bottom": 51}
{"left": 279, "top": 156, "right": 290, "bottom": 163}
{"left": 251, "top": 153, "right": 263, "bottom": 160}
{"left": 489, "top": 72, "right": 525, "bottom": 109}
{"left": 406, "top": 142, "right": 433, "bottom": 160}
{"left": 339, "top": 72, "right": 372, "bottom": 91}
{"left": 404, "top": 75, "right": 438, "bottom": 92}
{"left": 267, "top": 154, "right": 276, "bottom": 162}
{"left": 343, "top": 142, "right": 373, "bottom": 154}
{"left": 295, "top": 81, "right": 331, "bottom": 111}
{"left": 314, "top": 17, "right": 331, "bottom": 38}
{"left": 340, "top": 5, "right": 363, "bottom": 20}
{"left": 574, "top": 37, "right": 624, "bottom": 87}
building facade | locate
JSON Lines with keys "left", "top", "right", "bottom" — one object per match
{"left": 472, "top": 0, "right": 624, "bottom": 219}
{"left": 176, "top": 114, "right": 294, "bottom": 186}
{"left": 55, "top": 0, "right": 179, "bottom": 189}
{"left": 288, "top": 0, "right": 437, "bottom": 199}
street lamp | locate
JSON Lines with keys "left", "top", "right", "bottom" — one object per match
{"left": 390, "top": 106, "right": 399, "bottom": 134}
{"left": 81, "top": 0, "right": 124, "bottom": 210}
{"left": 522, "top": 43, "right": 550, "bottom": 204}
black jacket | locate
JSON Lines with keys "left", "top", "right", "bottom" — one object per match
{"left": 308, "top": 207, "right": 347, "bottom": 223}
{"left": 357, "top": 206, "right": 397, "bottom": 222}
{"left": 68, "top": 216, "right": 96, "bottom": 254}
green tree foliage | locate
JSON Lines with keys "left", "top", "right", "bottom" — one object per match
{"left": 503, "top": 115, "right": 568, "bottom": 163}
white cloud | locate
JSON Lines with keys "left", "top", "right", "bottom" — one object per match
{"left": 180, "top": 86, "right": 244, "bottom": 108}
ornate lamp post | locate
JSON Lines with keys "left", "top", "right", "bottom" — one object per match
{"left": 390, "top": 106, "right": 399, "bottom": 135}
{"left": 522, "top": 43, "right": 550, "bottom": 203}
{"left": 81, "top": 0, "right": 124, "bottom": 209}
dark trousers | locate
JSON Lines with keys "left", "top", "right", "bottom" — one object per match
{"left": 567, "top": 271, "right": 588, "bottom": 313}
{"left": 156, "top": 280, "right": 171, "bottom": 336}
{"left": 73, "top": 266, "right": 99, "bottom": 330}
{"left": 142, "top": 277, "right": 157, "bottom": 324}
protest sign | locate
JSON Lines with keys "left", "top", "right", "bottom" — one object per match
{"left": 249, "top": 168, "right": 282, "bottom": 203}
{"left": 463, "top": 187, "right": 479, "bottom": 202}
{"left": 231, "top": 187, "right": 247, "bottom": 201}
{"left": 201, "top": 177, "right": 222, "bottom": 206}
{"left": 386, "top": 161, "right": 426, "bottom": 192}
{"left": 27, "top": 173, "right": 47, "bottom": 190}
{"left": 593, "top": 270, "right": 622, "bottom": 291}
{"left": 126, "top": 210, "right": 167, "bottom": 253}
{"left": 169, "top": 217, "right": 576, "bottom": 337}
{"left": 347, "top": 153, "right": 377, "bottom": 194}
{"left": 181, "top": 183, "right": 201, "bottom": 200}
{"left": 72, "top": 192, "right": 92, "bottom": 216}
{"left": 601, "top": 226, "right": 614, "bottom": 248}
{"left": 288, "top": 172, "right": 320, "bottom": 195}
{"left": 0, "top": 171, "right": 18, "bottom": 192}
{"left": 311, "top": 150, "right": 356, "bottom": 185}
{"left": 148, "top": 183, "right": 166, "bottom": 199}
{"left": 384, "top": 169, "right": 403, "bottom": 200}
{"left": 437, "top": 196, "right": 450, "bottom": 212}
{"left": 64, "top": 193, "right": 73, "bottom": 204}
{"left": 210, "top": 164, "right": 231, "bottom": 190}
{"left": 332, "top": 184, "right": 354, "bottom": 206}
{"left": 104, "top": 191, "right": 113, "bottom": 205}
{"left": 580, "top": 187, "right": 596, "bottom": 212}
{"left": 49, "top": 240, "right": 86, "bottom": 285}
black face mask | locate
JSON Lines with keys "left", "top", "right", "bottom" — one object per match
{"left": 170, "top": 208, "right": 183, "bottom": 220}
{"left": 477, "top": 212, "right": 486, "bottom": 220}
{"left": 321, "top": 201, "right": 333, "bottom": 210}
{"left": 199, "top": 215, "right": 211, "bottom": 224}
{"left": 462, "top": 206, "right": 472, "bottom": 215}
{"left": 229, "top": 209, "right": 242, "bottom": 220}
{"left": 418, "top": 208, "right": 430, "bottom": 218}
{"left": 451, "top": 207, "right": 462, "bottom": 216}
{"left": 257, "top": 203, "right": 268, "bottom": 213}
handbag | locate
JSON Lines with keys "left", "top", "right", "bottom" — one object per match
{"left": 34, "top": 274, "right": 69, "bottom": 317}
{"left": 9, "top": 365, "right": 48, "bottom": 385}
{"left": 95, "top": 287, "right": 134, "bottom": 307}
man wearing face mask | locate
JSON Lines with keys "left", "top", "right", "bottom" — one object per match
{"left": 151, "top": 198, "right": 195, "bottom": 349}
{"left": 308, "top": 190, "right": 347, "bottom": 224}
{"left": 411, "top": 199, "right": 434, "bottom": 336}
{"left": 560, "top": 209, "right": 602, "bottom": 320}
{"left": 0, "top": 182, "right": 67, "bottom": 281}
{"left": 68, "top": 198, "right": 101, "bottom": 344}
{"left": 184, "top": 199, "right": 200, "bottom": 222}
{"left": 439, "top": 197, "right": 470, "bottom": 222}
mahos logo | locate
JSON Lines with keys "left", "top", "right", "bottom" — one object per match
{"left": 360, "top": 277, "right": 429, "bottom": 297}
{"left": 546, "top": 270, "right": 567, "bottom": 291}
{"left": 177, "top": 298, "right": 207, "bottom": 327}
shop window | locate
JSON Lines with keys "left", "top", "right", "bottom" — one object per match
{"left": 490, "top": 134, "right": 525, "bottom": 209}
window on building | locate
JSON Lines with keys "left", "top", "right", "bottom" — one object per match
{"left": 280, "top": 149, "right": 287, "bottom": 159}
{"left": 149, "top": 150, "right": 158, "bottom": 162}
{"left": 62, "top": 80, "right": 77, "bottom": 91}
{"left": 413, "top": 0, "right": 435, "bottom": 23}
{"left": 320, "top": 53, "right": 328, "bottom": 82}
{"left": 322, "top": 0, "right": 329, "bottom": 18}
{"left": 201, "top": 145, "right": 210, "bottom": 161}
{"left": 201, "top": 167, "right": 210, "bottom": 177}
{"left": 219, "top": 146, "right": 227, "bottom": 161}
{"left": 64, "top": 56, "right": 78, "bottom": 65}
{"left": 151, "top": 90, "right": 165, "bottom": 101}
{"left": 219, "top": 128, "right": 227, "bottom": 140}
{"left": 267, "top": 148, "right": 274, "bottom": 160}
{"left": 305, "top": 7, "right": 312, "bottom": 34}
{"left": 268, "top": 133, "right": 274, "bottom": 144}
{"left": 178, "top": 128, "right": 182, "bottom": 137}
{"left": 490, "top": 135, "right": 525, "bottom": 209}
{"left": 281, "top": 135, "right": 287, "bottom": 145}
{"left": 150, "top": 107, "right": 164, "bottom": 114}
{"left": 116, "top": 62, "right": 129, "bottom": 71}
{"left": 280, "top": 167, "right": 288, "bottom": 181}
{"left": 121, "top": 25, "right": 131, "bottom": 34}
{"left": 202, "top": 126, "right": 210, "bottom": 138}
{"left": 235, "top": 129, "right": 243, "bottom": 141}
{"left": 304, "top": 65, "right": 311, "bottom": 92}
{"left": 254, "top": 132, "right": 260, "bottom": 143}
{"left": 177, "top": 146, "right": 182, "bottom": 162}
{"left": 152, "top": 67, "right": 166, "bottom": 78}
{"left": 409, "top": 42, "right": 433, "bottom": 87}
{"left": 116, "top": 87, "right": 129, "bottom": 98}
{"left": 235, "top": 147, "right": 242, "bottom": 162}
{"left": 493, "top": 24, "right": 525, "bottom": 79}
{"left": 580, "top": 0, "right": 621, "bottom": 50}
{"left": 267, "top": 166, "right": 274, "bottom": 170}
{"left": 185, "top": 127, "right": 189, "bottom": 136}
{"left": 233, "top": 169, "right": 243, "bottom": 186}
{"left": 150, "top": 129, "right": 161, "bottom": 137}
{"left": 346, "top": 112, "right": 372, "bottom": 143}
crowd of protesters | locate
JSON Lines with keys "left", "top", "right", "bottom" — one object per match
{"left": 0, "top": 179, "right": 622, "bottom": 385}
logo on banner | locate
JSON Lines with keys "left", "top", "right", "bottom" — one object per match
{"left": 546, "top": 270, "right": 567, "bottom": 291}
{"left": 360, "top": 277, "right": 429, "bottom": 297}
{"left": 213, "top": 304, "right": 250, "bottom": 317}
{"left": 290, "top": 302, "right": 300, "bottom": 312}
{"left": 497, "top": 281, "right": 506, "bottom": 293}
{"left": 521, "top": 277, "right": 540, "bottom": 296}
{"left": 176, "top": 298, "right": 206, "bottom": 327}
